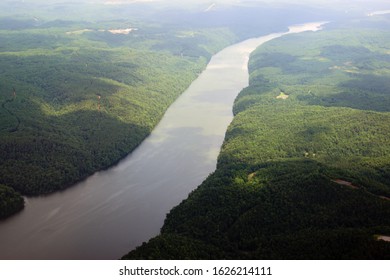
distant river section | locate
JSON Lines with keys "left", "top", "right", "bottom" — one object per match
{"left": 0, "top": 22, "right": 325, "bottom": 259}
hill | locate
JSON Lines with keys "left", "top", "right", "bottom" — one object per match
{"left": 124, "top": 16, "right": 390, "bottom": 259}
{"left": 0, "top": 1, "right": 328, "bottom": 217}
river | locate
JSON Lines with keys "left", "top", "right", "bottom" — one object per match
{"left": 0, "top": 22, "right": 325, "bottom": 260}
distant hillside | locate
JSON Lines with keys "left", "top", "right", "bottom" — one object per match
{"left": 124, "top": 16, "right": 390, "bottom": 259}
{"left": 0, "top": 2, "right": 326, "bottom": 217}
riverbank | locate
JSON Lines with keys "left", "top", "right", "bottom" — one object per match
{"left": 124, "top": 17, "right": 390, "bottom": 259}
{"left": 0, "top": 23, "right": 323, "bottom": 260}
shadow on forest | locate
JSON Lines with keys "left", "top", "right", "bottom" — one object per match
{"left": 0, "top": 100, "right": 150, "bottom": 195}
{"left": 320, "top": 45, "right": 373, "bottom": 62}
{"left": 249, "top": 52, "right": 297, "bottom": 72}
{"left": 125, "top": 158, "right": 390, "bottom": 259}
{"left": 304, "top": 74, "right": 390, "bottom": 112}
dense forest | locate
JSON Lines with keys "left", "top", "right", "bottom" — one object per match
{"left": 0, "top": 184, "right": 23, "bottom": 219}
{"left": 124, "top": 16, "right": 390, "bottom": 259}
{"left": 0, "top": 1, "right": 330, "bottom": 218}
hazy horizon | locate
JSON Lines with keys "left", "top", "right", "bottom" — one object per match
{"left": 2, "top": 0, "right": 389, "bottom": 21}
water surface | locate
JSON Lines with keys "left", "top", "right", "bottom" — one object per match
{"left": 0, "top": 22, "right": 325, "bottom": 259}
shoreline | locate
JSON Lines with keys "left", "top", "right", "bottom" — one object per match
{"left": 0, "top": 22, "right": 328, "bottom": 260}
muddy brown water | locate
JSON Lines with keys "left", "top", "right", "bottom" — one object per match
{"left": 0, "top": 22, "right": 325, "bottom": 259}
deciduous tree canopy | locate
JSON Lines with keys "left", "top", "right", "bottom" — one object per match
{"left": 124, "top": 16, "right": 390, "bottom": 260}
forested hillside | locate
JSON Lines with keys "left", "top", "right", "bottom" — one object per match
{"left": 124, "top": 16, "right": 390, "bottom": 259}
{"left": 0, "top": 1, "right": 327, "bottom": 217}
{"left": 0, "top": 184, "right": 23, "bottom": 219}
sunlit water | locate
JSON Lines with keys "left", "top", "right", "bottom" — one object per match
{"left": 0, "top": 22, "right": 325, "bottom": 259}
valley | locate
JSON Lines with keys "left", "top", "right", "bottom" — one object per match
{"left": 124, "top": 14, "right": 390, "bottom": 260}
{"left": 0, "top": 0, "right": 389, "bottom": 260}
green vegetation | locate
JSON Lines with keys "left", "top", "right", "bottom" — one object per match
{"left": 124, "top": 17, "right": 390, "bottom": 259}
{"left": 0, "top": 5, "right": 236, "bottom": 212}
{"left": 0, "top": 27, "right": 212, "bottom": 196}
{"left": 0, "top": 1, "right": 327, "bottom": 214}
{"left": 0, "top": 38, "right": 209, "bottom": 194}
{"left": 0, "top": 184, "right": 24, "bottom": 219}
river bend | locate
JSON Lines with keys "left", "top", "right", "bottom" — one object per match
{"left": 0, "top": 22, "right": 325, "bottom": 259}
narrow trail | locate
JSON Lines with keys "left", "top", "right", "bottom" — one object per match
{"left": 332, "top": 179, "right": 390, "bottom": 201}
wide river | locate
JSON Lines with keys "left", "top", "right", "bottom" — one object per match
{"left": 0, "top": 22, "right": 325, "bottom": 259}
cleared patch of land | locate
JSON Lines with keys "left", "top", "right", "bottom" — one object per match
{"left": 276, "top": 92, "right": 289, "bottom": 100}
{"left": 377, "top": 235, "right": 390, "bottom": 242}
{"left": 332, "top": 179, "right": 359, "bottom": 189}
{"left": 66, "top": 28, "right": 137, "bottom": 35}
{"left": 107, "top": 28, "right": 138, "bottom": 34}
{"left": 65, "top": 29, "right": 93, "bottom": 35}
